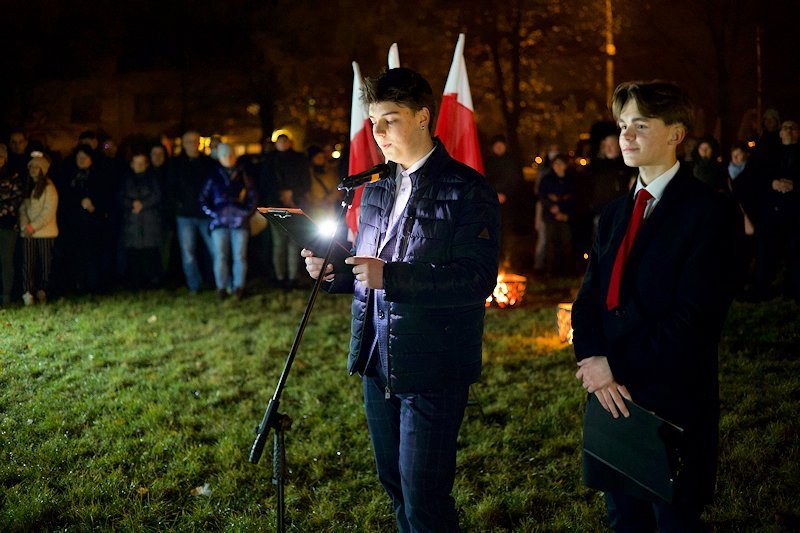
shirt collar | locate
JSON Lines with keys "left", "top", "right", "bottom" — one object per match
{"left": 394, "top": 144, "right": 437, "bottom": 180}
{"left": 633, "top": 160, "right": 680, "bottom": 200}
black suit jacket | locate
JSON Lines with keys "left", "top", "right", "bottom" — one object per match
{"left": 572, "top": 164, "right": 739, "bottom": 505}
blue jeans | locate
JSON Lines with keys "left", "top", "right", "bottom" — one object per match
{"left": 210, "top": 227, "right": 249, "bottom": 291}
{"left": 363, "top": 371, "right": 468, "bottom": 532}
{"left": 175, "top": 216, "right": 213, "bottom": 292}
{"left": 270, "top": 223, "right": 301, "bottom": 281}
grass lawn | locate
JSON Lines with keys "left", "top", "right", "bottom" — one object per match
{"left": 1, "top": 279, "right": 798, "bottom": 531}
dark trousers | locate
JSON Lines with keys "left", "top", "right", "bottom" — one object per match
{"left": 125, "top": 247, "right": 163, "bottom": 289}
{"left": 63, "top": 231, "right": 101, "bottom": 294}
{"left": 544, "top": 220, "right": 573, "bottom": 276}
{"left": 756, "top": 213, "right": 800, "bottom": 301}
{"left": 604, "top": 491, "right": 704, "bottom": 533}
{"left": 21, "top": 237, "right": 55, "bottom": 295}
{"left": 362, "top": 371, "right": 469, "bottom": 533}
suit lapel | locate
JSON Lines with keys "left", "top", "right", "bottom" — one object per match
{"left": 627, "top": 166, "right": 691, "bottom": 264}
{"left": 603, "top": 189, "right": 635, "bottom": 262}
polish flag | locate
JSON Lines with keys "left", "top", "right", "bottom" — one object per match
{"left": 346, "top": 61, "right": 384, "bottom": 237}
{"left": 435, "top": 33, "right": 483, "bottom": 174}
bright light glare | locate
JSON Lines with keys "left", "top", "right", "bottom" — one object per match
{"left": 317, "top": 219, "right": 337, "bottom": 238}
{"left": 332, "top": 150, "right": 342, "bottom": 159}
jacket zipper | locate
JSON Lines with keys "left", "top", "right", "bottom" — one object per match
{"left": 383, "top": 232, "right": 393, "bottom": 399}
{"left": 366, "top": 209, "right": 392, "bottom": 399}
{"left": 385, "top": 193, "right": 419, "bottom": 399}
{"left": 384, "top": 180, "right": 399, "bottom": 399}
{"left": 384, "top": 303, "right": 392, "bottom": 399}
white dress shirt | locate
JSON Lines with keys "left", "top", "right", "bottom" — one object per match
{"left": 382, "top": 145, "right": 436, "bottom": 247}
{"left": 633, "top": 160, "right": 680, "bottom": 220}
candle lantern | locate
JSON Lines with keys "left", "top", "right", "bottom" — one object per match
{"left": 485, "top": 273, "right": 527, "bottom": 309}
{"left": 556, "top": 302, "right": 573, "bottom": 343}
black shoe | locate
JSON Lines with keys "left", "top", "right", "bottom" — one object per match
{"left": 217, "top": 289, "right": 229, "bottom": 301}
{"left": 234, "top": 288, "right": 245, "bottom": 300}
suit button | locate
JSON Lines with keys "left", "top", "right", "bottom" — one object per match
{"left": 615, "top": 308, "right": 626, "bottom": 318}
{"left": 378, "top": 310, "right": 385, "bottom": 319}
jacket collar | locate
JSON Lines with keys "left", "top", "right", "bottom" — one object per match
{"left": 385, "top": 137, "right": 452, "bottom": 191}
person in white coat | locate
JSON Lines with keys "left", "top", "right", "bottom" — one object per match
{"left": 19, "top": 153, "right": 58, "bottom": 305}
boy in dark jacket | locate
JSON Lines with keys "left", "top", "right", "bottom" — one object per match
{"left": 302, "top": 68, "right": 500, "bottom": 532}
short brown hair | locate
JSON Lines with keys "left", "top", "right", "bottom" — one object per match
{"left": 362, "top": 68, "right": 436, "bottom": 125}
{"left": 611, "top": 81, "right": 694, "bottom": 132}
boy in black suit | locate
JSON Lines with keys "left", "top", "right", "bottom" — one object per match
{"left": 573, "top": 81, "right": 739, "bottom": 531}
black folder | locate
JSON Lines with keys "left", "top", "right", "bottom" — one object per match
{"left": 258, "top": 207, "right": 352, "bottom": 274}
{"left": 582, "top": 394, "right": 684, "bottom": 503}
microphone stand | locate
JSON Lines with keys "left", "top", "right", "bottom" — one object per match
{"left": 249, "top": 187, "right": 357, "bottom": 533}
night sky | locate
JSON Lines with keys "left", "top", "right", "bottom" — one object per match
{"left": 2, "top": 0, "right": 798, "bottom": 151}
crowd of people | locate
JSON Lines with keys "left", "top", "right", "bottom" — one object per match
{"left": 0, "top": 129, "right": 343, "bottom": 306}
{"left": 1, "top": 106, "right": 797, "bottom": 308}
{"left": 484, "top": 110, "right": 800, "bottom": 304}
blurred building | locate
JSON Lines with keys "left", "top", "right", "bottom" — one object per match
{"left": 30, "top": 68, "right": 264, "bottom": 156}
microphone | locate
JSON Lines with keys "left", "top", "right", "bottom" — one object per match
{"left": 338, "top": 163, "right": 391, "bottom": 190}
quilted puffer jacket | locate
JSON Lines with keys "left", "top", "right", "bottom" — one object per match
{"left": 200, "top": 163, "right": 258, "bottom": 231}
{"left": 329, "top": 141, "right": 500, "bottom": 393}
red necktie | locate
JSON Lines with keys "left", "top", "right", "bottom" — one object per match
{"left": 606, "top": 189, "right": 653, "bottom": 310}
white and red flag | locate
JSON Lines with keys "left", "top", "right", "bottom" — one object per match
{"left": 346, "top": 61, "right": 384, "bottom": 237}
{"left": 435, "top": 33, "right": 483, "bottom": 174}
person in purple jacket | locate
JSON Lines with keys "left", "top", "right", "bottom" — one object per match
{"left": 200, "top": 143, "right": 258, "bottom": 300}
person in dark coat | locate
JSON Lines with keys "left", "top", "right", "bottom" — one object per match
{"left": 302, "top": 68, "right": 500, "bottom": 532}
{"left": 58, "top": 145, "right": 114, "bottom": 293}
{"left": 692, "top": 137, "right": 728, "bottom": 192}
{"left": 200, "top": 144, "right": 258, "bottom": 300}
{"left": 538, "top": 153, "right": 576, "bottom": 275}
{"left": 753, "top": 108, "right": 782, "bottom": 161}
{"left": 0, "top": 144, "right": 23, "bottom": 306}
{"left": 588, "top": 134, "right": 636, "bottom": 229}
{"left": 728, "top": 142, "right": 761, "bottom": 225}
{"left": 165, "top": 130, "right": 214, "bottom": 293}
{"left": 727, "top": 142, "right": 761, "bottom": 293}
{"left": 150, "top": 143, "right": 178, "bottom": 282}
{"left": 120, "top": 151, "right": 162, "bottom": 288}
{"left": 264, "top": 133, "right": 309, "bottom": 289}
{"left": 7, "top": 131, "right": 32, "bottom": 178}
{"left": 484, "top": 134, "right": 531, "bottom": 270}
{"left": 755, "top": 120, "right": 800, "bottom": 302}
{"left": 572, "top": 81, "right": 739, "bottom": 531}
